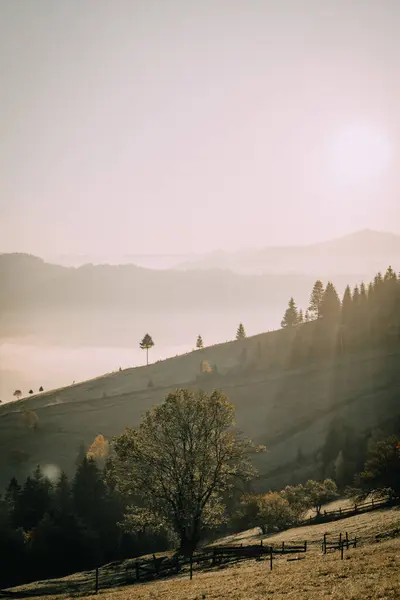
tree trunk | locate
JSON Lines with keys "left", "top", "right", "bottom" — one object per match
{"left": 179, "top": 523, "right": 200, "bottom": 558}
{"left": 146, "top": 347, "right": 148, "bottom": 366}
{"left": 179, "top": 532, "right": 196, "bottom": 557}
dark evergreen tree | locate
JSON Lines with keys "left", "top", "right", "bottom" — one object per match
{"left": 281, "top": 297, "right": 299, "bottom": 328}
{"left": 5, "top": 477, "right": 21, "bottom": 515}
{"left": 236, "top": 323, "right": 246, "bottom": 340}
{"left": 14, "top": 466, "right": 53, "bottom": 530}
{"left": 53, "top": 471, "right": 72, "bottom": 516}
{"left": 196, "top": 334, "right": 204, "bottom": 349}
{"left": 341, "top": 285, "right": 352, "bottom": 326}
{"left": 72, "top": 457, "right": 106, "bottom": 527}
{"left": 75, "top": 441, "right": 87, "bottom": 467}
{"left": 308, "top": 280, "right": 324, "bottom": 320}
{"left": 320, "top": 282, "right": 341, "bottom": 322}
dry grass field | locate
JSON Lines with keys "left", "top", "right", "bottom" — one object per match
{"left": 8, "top": 507, "right": 400, "bottom": 600}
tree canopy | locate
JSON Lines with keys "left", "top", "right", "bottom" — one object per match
{"left": 107, "top": 388, "right": 263, "bottom": 555}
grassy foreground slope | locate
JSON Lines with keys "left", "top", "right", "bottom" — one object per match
{"left": 0, "top": 326, "right": 399, "bottom": 490}
{"left": 7, "top": 506, "right": 400, "bottom": 599}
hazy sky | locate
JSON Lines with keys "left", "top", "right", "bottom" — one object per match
{"left": 1, "top": 0, "right": 399, "bottom": 257}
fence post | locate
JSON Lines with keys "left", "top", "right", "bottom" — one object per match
{"left": 345, "top": 532, "right": 349, "bottom": 550}
{"left": 340, "top": 541, "right": 344, "bottom": 560}
{"left": 153, "top": 554, "right": 159, "bottom": 576}
{"left": 270, "top": 547, "right": 273, "bottom": 571}
{"left": 372, "top": 498, "right": 374, "bottom": 509}
{"left": 260, "top": 539, "right": 263, "bottom": 548}
{"left": 339, "top": 533, "right": 342, "bottom": 548}
{"left": 353, "top": 536, "right": 357, "bottom": 548}
{"left": 339, "top": 507, "right": 342, "bottom": 516}
{"left": 282, "top": 541, "right": 285, "bottom": 554}
{"left": 95, "top": 567, "right": 99, "bottom": 594}
{"left": 304, "top": 541, "right": 307, "bottom": 552}
{"left": 323, "top": 533, "right": 327, "bottom": 554}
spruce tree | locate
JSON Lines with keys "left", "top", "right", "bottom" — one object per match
{"left": 15, "top": 467, "right": 53, "bottom": 530}
{"left": 298, "top": 309, "right": 304, "bottom": 324}
{"left": 359, "top": 282, "right": 369, "bottom": 330}
{"left": 236, "top": 323, "right": 246, "bottom": 340}
{"left": 308, "top": 280, "right": 324, "bottom": 320}
{"left": 196, "top": 335, "right": 204, "bottom": 349}
{"left": 320, "top": 282, "right": 341, "bottom": 322}
{"left": 5, "top": 477, "right": 21, "bottom": 516}
{"left": 341, "top": 285, "right": 352, "bottom": 326}
{"left": 281, "top": 297, "right": 299, "bottom": 328}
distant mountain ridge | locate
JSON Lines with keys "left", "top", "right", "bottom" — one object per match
{"left": 174, "top": 229, "right": 400, "bottom": 276}
{"left": 0, "top": 230, "right": 398, "bottom": 346}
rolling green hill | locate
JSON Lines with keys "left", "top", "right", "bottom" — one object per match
{"left": 1, "top": 324, "right": 399, "bottom": 491}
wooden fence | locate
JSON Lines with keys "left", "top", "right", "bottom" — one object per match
{"left": 322, "top": 531, "right": 357, "bottom": 560}
{"left": 303, "top": 496, "right": 394, "bottom": 526}
{"left": 93, "top": 540, "right": 309, "bottom": 593}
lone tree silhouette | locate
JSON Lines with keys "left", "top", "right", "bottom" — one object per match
{"left": 236, "top": 323, "right": 246, "bottom": 340}
{"left": 281, "top": 297, "right": 299, "bottom": 328}
{"left": 39, "top": 386, "right": 44, "bottom": 392}
{"left": 140, "top": 333, "right": 154, "bottom": 366}
{"left": 196, "top": 334, "right": 204, "bottom": 349}
{"left": 29, "top": 389, "right": 34, "bottom": 395}
{"left": 13, "top": 390, "right": 22, "bottom": 401}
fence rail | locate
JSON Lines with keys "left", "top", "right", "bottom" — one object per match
{"left": 303, "top": 496, "right": 395, "bottom": 526}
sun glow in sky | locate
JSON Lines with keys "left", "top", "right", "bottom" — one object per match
{"left": 0, "top": 0, "right": 399, "bottom": 257}
{"left": 331, "top": 123, "right": 393, "bottom": 184}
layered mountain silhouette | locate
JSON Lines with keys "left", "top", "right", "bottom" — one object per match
{"left": 0, "top": 230, "right": 398, "bottom": 345}
{"left": 175, "top": 229, "right": 400, "bottom": 276}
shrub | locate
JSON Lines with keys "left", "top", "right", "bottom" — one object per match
{"left": 235, "top": 492, "right": 293, "bottom": 534}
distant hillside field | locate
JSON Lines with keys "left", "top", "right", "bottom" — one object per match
{"left": 0, "top": 324, "right": 399, "bottom": 491}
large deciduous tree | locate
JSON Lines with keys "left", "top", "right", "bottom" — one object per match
{"left": 107, "top": 388, "right": 263, "bottom": 555}
{"left": 139, "top": 333, "right": 154, "bottom": 366}
{"left": 359, "top": 436, "right": 400, "bottom": 499}
{"left": 304, "top": 479, "right": 338, "bottom": 515}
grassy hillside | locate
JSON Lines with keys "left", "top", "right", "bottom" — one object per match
{"left": 1, "top": 323, "right": 399, "bottom": 491}
{"left": 7, "top": 506, "right": 400, "bottom": 599}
